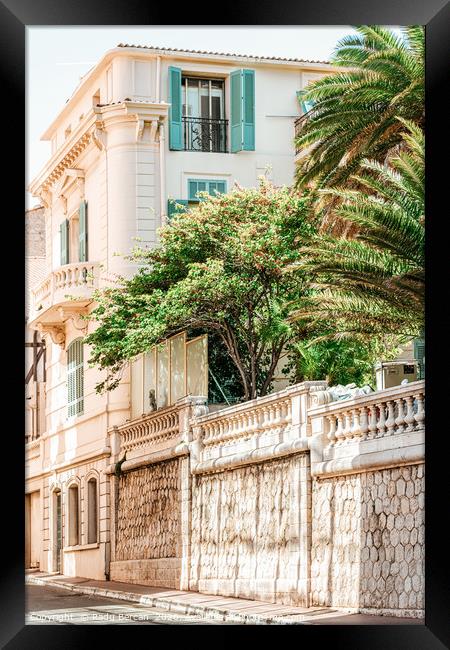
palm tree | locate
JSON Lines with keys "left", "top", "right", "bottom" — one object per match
{"left": 294, "top": 26, "right": 424, "bottom": 191}
{"left": 291, "top": 119, "right": 424, "bottom": 341}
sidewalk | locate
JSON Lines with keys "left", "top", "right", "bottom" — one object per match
{"left": 25, "top": 572, "right": 423, "bottom": 625}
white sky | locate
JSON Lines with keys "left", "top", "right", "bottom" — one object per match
{"left": 25, "top": 25, "right": 389, "bottom": 208}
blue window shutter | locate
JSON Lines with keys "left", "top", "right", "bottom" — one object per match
{"left": 60, "top": 219, "right": 69, "bottom": 265}
{"left": 413, "top": 338, "right": 425, "bottom": 379}
{"left": 216, "top": 181, "right": 226, "bottom": 194}
{"left": 230, "top": 70, "right": 243, "bottom": 153}
{"left": 168, "top": 67, "right": 183, "bottom": 150}
{"left": 167, "top": 199, "right": 188, "bottom": 220}
{"left": 79, "top": 200, "right": 87, "bottom": 262}
{"left": 296, "top": 90, "right": 314, "bottom": 114}
{"left": 242, "top": 70, "right": 255, "bottom": 151}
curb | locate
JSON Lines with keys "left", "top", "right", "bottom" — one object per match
{"left": 26, "top": 575, "right": 318, "bottom": 625}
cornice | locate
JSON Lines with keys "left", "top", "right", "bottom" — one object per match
{"left": 29, "top": 102, "right": 169, "bottom": 199}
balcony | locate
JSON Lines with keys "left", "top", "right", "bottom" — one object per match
{"left": 28, "top": 262, "right": 100, "bottom": 345}
{"left": 182, "top": 117, "right": 228, "bottom": 153}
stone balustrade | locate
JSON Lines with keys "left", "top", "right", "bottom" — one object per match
{"left": 309, "top": 380, "right": 425, "bottom": 448}
{"left": 117, "top": 404, "right": 180, "bottom": 454}
{"left": 191, "top": 382, "right": 327, "bottom": 473}
{"left": 30, "top": 261, "right": 100, "bottom": 320}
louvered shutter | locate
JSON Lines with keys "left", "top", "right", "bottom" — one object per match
{"left": 296, "top": 90, "right": 315, "bottom": 114}
{"left": 168, "top": 66, "right": 183, "bottom": 150}
{"left": 230, "top": 69, "right": 255, "bottom": 152}
{"left": 242, "top": 69, "right": 255, "bottom": 150}
{"left": 67, "top": 339, "right": 84, "bottom": 417}
{"left": 60, "top": 219, "right": 69, "bottom": 265}
{"left": 230, "top": 70, "right": 242, "bottom": 153}
{"left": 413, "top": 338, "right": 425, "bottom": 379}
{"left": 79, "top": 200, "right": 88, "bottom": 262}
{"left": 167, "top": 199, "right": 188, "bottom": 221}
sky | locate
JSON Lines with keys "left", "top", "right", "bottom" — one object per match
{"left": 25, "top": 25, "right": 379, "bottom": 208}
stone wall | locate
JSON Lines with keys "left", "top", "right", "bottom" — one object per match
{"left": 190, "top": 454, "right": 310, "bottom": 606}
{"left": 108, "top": 381, "right": 425, "bottom": 616}
{"left": 110, "top": 458, "right": 183, "bottom": 588}
{"left": 311, "top": 463, "right": 424, "bottom": 617}
{"left": 25, "top": 206, "right": 45, "bottom": 257}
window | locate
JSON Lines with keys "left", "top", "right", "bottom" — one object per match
{"left": 87, "top": 478, "right": 98, "bottom": 544}
{"left": 168, "top": 68, "right": 228, "bottom": 152}
{"left": 60, "top": 201, "right": 88, "bottom": 266}
{"left": 67, "top": 339, "right": 84, "bottom": 417}
{"left": 187, "top": 179, "right": 227, "bottom": 202}
{"left": 167, "top": 180, "right": 227, "bottom": 221}
{"left": 182, "top": 77, "right": 225, "bottom": 120}
{"left": 68, "top": 484, "right": 79, "bottom": 546}
{"left": 182, "top": 77, "right": 226, "bottom": 152}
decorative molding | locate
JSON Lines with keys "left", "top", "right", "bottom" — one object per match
{"left": 43, "top": 132, "right": 91, "bottom": 192}
{"left": 136, "top": 118, "right": 145, "bottom": 142}
{"left": 149, "top": 119, "right": 158, "bottom": 144}
{"left": 36, "top": 323, "right": 65, "bottom": 348}
{"left": 91, "top": 120, "right": 106, "bottom": 150}
{"left": 57, "top": 306, "right": 88, "bottom": 332}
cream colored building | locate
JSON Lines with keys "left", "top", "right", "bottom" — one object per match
{"left": 26, "top": 45, "right": 335, "bottom": 581}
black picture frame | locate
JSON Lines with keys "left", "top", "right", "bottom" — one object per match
{"left": 4, "top": 0, "right": 449, "bottom": 646}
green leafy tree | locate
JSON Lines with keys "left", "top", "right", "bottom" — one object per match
{"left": 291, "top": 336, "right": 403, "bottom": 387}
{"left": 86, "top": 180, "right": 316, "bottom": 400}
{"left": 295, "top": 26, "right": 424, "bottom": 190}
{"left": 290, "top": 119, "right": 424, "bottom": 340}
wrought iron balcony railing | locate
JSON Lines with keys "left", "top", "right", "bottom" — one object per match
{"left": 183, "top": 117, "right": 228, "bottom": 153}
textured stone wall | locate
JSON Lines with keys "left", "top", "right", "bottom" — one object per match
{"left": 25, "top": 206, "right": 45, "bottom": 257}
{"left": 115, "top": 459, "right": 180, "bottom": 561}
{"left": 311, "top": 463, "right": 424, "bottom": 616}
{"left": 190, "top": 454, "right": 310, "bottom": 605}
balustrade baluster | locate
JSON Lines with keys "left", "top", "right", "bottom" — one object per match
{"left": 376, "top": 403, "right": 386, "bottom": 437}
{"left": 327, "top": 415, "right": 337, "bottom": 445}
{"left": 350, "top": 408, "right": 362, "bottom": 439}
{"left": 368, "top": 405, "right": 378, "bottom": 439}
{"left": 344, "top": 410, "right": 353, "bottom": 441}
{"left": 395, "top": 398, "right": 406, "bottom": 434}
{"left": 414, "top": 393, "right": 425, "bottom": 430}
{"left": 385, "top": 400, "right": 396, "bottom": 435}
{"left": 359, "top": 406, "right": 369, "bottom": 440}
{"left": 335, "top": 413, "right": 345, "bottom": 443}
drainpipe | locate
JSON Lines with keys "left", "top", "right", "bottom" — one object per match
{"left": 159, "top": 121, "right": 166, "bottom": 228}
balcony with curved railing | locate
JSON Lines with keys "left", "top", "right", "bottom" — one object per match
{"left": 29, "top": 262, "right": 100, "bottom": 327}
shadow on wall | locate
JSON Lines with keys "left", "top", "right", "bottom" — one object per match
{"left": 311, "top": 466, "right": 425, "bottom": 614}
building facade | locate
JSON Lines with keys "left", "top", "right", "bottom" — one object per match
{"left": 26, "top": 45, "right": 334, "bottom": 580}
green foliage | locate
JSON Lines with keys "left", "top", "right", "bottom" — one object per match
{"left": 294, "top": 26, "right": 424, "bottom": 189}
{"left": 292, "top": 336, "right": 403, "bottom": 387}
{"left": 290, "top": 120, "right": 424, "bottom": 340}
{"left": 86, "top": 179, "right": 316, "bottom": 400}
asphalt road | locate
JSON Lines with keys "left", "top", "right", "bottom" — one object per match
{"left": 25, "top": 584, "right": 238, "bottom": 625}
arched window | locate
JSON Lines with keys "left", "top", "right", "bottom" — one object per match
{"left": 68, "top": 484, "right": 79, "bottom": 546}
{"left": 67, "top": 338, "right": 84, "bottom": 417}
{"left": 87, "top": 478, "right": 98, "bottom": 544}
